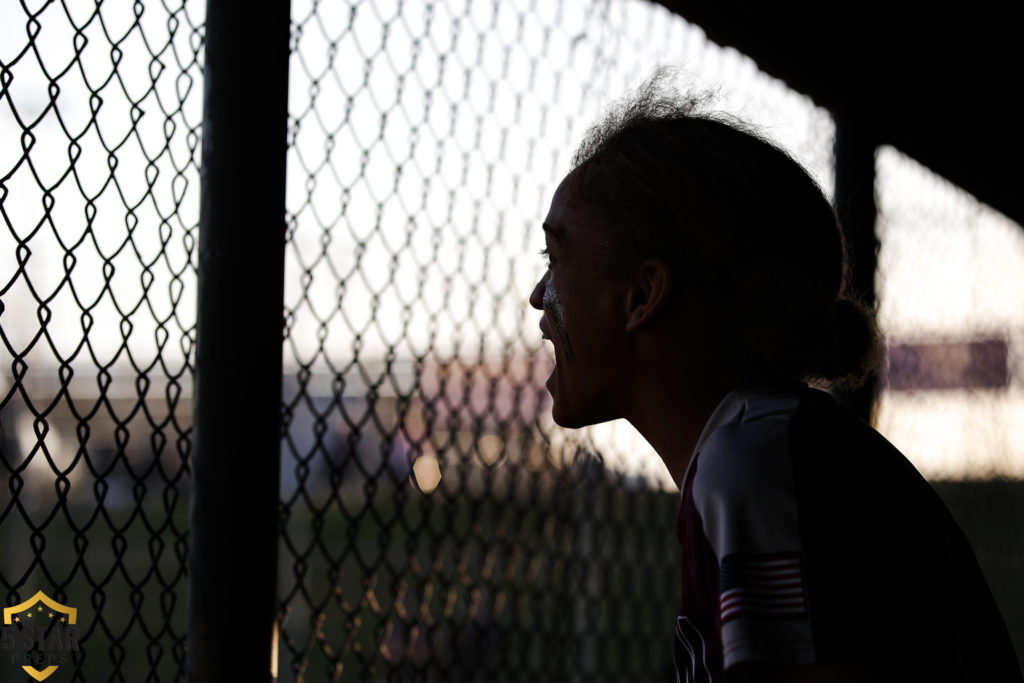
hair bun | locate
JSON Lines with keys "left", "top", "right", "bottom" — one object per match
{"left": 802, "top": 298, "right": 882, "bottom": 386}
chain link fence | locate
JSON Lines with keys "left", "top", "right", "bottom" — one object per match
{"left": 2, "top": 0, "right": 1020, "bottom": 680}
{"left": 0, "top": 0, "right": 203, "bottom": 680}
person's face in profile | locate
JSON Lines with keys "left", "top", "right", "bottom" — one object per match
{"left": 529, "top": 176, "right": 631, "bottom": 428}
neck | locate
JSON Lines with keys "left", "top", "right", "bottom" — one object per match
{"left": 624, "top": 381, "right": 730, "bottom": 488}
{"left": 621, "top": 304, "right": 737, "bottom": 486}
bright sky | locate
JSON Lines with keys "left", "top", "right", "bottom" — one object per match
{"left": 2, "top": 0, "right": 1022, "bottom": 488}
{"left": 0, "top": 0, "right": 201, "bottom": 392}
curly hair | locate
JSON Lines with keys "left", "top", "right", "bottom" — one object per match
{"left": 565, "top": 69, "right": 881, "bottom": 387}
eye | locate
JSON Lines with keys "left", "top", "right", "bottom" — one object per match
{"left": 539, "top": 247, "right": 553, "bottom": 266}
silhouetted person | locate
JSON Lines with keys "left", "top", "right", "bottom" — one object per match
{"left": 529, "top": 72, "right": 1022, "bottom": 683}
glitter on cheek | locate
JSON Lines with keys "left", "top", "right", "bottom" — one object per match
{"left": 542, "top": 282, "right": 573, "bottom": 359}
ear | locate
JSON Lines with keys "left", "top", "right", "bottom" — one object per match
{"left": 624, "top": 259, "right": 672, "bottom": 332}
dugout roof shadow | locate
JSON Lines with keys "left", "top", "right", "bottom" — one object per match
{"left": 657, "top": 1, "right": 1024, "bottom": 228}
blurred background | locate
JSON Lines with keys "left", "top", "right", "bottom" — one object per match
{"left": 1, "top": 0, "right": 1021, "bottom": 680}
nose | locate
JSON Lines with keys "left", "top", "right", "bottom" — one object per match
{"left": 529, "top": 271, "right": 548, "bottom": 310}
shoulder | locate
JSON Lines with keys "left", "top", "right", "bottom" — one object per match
{"left": 690, "top": 390, "right": 804, "bottom": 557}
{"left": 693, "top": 390, "right": 800, "bottom": 509}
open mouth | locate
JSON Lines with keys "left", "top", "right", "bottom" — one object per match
{"left": 539, "top": 318, "right": 553, "bottom": 342}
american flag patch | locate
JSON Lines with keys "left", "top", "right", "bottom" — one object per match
{"left": 719, "top": 552, "right": 806, "bottom": 624}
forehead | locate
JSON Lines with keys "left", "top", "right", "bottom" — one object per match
{"left": 543, "top": 175, "right": 626, "bottom": 280}
{"left": 543, "top": 176, "right": 603, "bottom": 245}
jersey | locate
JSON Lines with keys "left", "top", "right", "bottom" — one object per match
{"left": 673, "top": 385, "right": 1022, "bottom": 683}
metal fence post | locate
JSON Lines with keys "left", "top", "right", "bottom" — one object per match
{"left": 186, "top": 1, "right": 292, "bottom": 681}
{"left": 833, "top": 111, "right": 879, "bottom": 422}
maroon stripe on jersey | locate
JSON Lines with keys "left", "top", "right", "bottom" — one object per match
{"left": 719, "top": 552, "right": 806, "bottom": 624}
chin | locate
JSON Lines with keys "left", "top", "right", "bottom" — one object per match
{"left": 551, "top": 407, "right": 585, "bottom": 429}
{"left": 549, "top": 395, "right": 581, "bottom": 428}
{"left": 550, "top": 399, "right": 614, "bottom": 430}
{"left": 547, "top": 371, "right": 619, "bottom": 429}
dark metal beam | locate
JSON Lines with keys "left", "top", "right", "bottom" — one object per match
{"left": 654, "top": 0, "right": 1024, "bottom": 228}
{"left": 187, "top": 1, "right": 291, "bottom": 680}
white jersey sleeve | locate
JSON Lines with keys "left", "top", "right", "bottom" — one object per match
{"left": 690, "top": 392, "right": 816, "bottom": 668}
